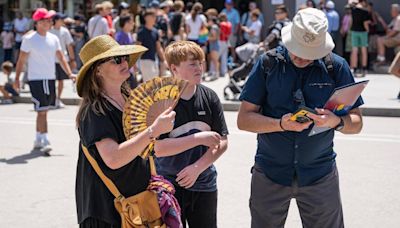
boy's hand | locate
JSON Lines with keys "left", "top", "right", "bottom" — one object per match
{"left": 307, "top": 108, "right": 341, "bottom": 128}
{"left": 176, "top": 164, "right": 202, "bottom": 189}
{"left": 281, "top": 113, "right": 313, "bottom": 132}
{"left": 194, "top": 131, "right": 221, "bottom": 149}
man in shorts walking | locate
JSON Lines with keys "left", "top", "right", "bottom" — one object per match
{"left": 50, "top": 12, "right": 76, "bottom": 108}
{"left": 14, "top": 8, "right": 76, "bottom": 154}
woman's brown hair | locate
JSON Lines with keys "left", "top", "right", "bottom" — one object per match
{"left": 191, "top": 2, "right": 203, "bottom": 21}
{"left": 75, "top": 62, "right": 130, "bottom": 128}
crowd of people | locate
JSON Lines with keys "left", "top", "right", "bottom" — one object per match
{"left": 1, "top": 0, "right": 400, "bottom": 104}
{"left": 1, "top": 0, "right": 399, "bottom": 227}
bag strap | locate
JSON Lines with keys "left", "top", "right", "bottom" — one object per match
{"left": 323, "top": 53, "right": 336, "bottom": 83}
{"left": 88, "top": 16, "right": 102, "bottom": 38}
{"left": 81, "top": 144, "right": 157, "bottom": 199}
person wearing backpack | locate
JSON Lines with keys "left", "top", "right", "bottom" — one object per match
{"left": 237, "top": 8, "right": 364, "bottom": 228}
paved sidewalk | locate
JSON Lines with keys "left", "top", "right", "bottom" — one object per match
{"left": 11, "top": 72, "right": 400, "bottom": 117}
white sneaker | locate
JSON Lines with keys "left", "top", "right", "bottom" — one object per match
{"left": 41, "top": 145, "right": 52, "bottom": 156}
{"left": 56, "top": 99, "right": 65, "bottom": 109}
{"left": 33, "top": 140, "right": 43, "bottom": 149}
{"left": 41, "top": 139, "right": 52, "bottom": 156}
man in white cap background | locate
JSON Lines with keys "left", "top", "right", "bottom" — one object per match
{"left": 325, "top": 1, "right": 340, "bottom": 53}
{"left": 14, "top": 8, "right": 76, "bottom": 155}
{"left": 237, "top": 8, "right": 364, "bottom": 228}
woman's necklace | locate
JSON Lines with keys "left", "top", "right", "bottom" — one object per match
{"left": 102, "top": 92, "right": 125, "bottom": 111}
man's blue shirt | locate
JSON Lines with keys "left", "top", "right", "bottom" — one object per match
{"left": 326, "top": 10, "right": 340, "bottom": 32}
{"left": 239, "top": 46, "right": 364, "bottom": 187}
{"left": 222, "top": 8, "right": 240, "bottom": 34}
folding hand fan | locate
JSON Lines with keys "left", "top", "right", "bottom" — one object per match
{"left": 123, "top": 76, "right": 188, "bottom": 158}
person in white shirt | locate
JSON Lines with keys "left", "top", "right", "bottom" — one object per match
{"left": 88, "top": 4, "right": 110, "bottom": 39}
{"left": 185, "top": 2, "right": 207, "bottom": 44}
{"left": 241, "top": 10, "right": 262, "bottom": 44}
{"left": 235, "top": 10, "right": 263, "bottom": 62}
{"left": 13, "top": 11, "right": 30, "bottom": 62}
{"left": 50, "top": 13, "right": 76, "bottom": 108}
{"left": 14, "top": 8, "right": 76, "bottom": 155}
{"left": 240, "top": 1, "right": 264, "bottom": 44}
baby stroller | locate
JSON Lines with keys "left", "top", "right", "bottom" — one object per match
{"left": 223, "top": 43, "right": 265, "bottom": 101}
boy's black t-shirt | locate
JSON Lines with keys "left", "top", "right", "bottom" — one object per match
{"left": 76, "top": 100, "right": 150, "bottom": 225}
{"left": 156, "top": 84, "right": 229, "bottom": 192}
{"left": 137, "top": 26, "right": 159, "bottom": 61}
{"left": 351, "top": 7, "right": 371, "bottom": 32}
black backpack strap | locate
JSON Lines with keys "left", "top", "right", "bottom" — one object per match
{"left": 262, "top": 48, "right": 285, "bottom": 75}
{"left": 323, "top": 53, "right": 335, "bottom": 82}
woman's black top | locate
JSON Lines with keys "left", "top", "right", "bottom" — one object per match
{"left": 76, "top": 100, "right": 150, "bottom": 225}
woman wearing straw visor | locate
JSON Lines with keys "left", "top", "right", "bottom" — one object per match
{"left": 74, "top": 35, "right": 176, "bottom": 227}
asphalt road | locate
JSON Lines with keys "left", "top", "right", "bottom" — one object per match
{"left": 1, "top": 104, "right": 399, "bottom": 227}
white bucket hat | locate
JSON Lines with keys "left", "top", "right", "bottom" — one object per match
{"left": 281, "top": 8, "right": 334, "bottom": 60}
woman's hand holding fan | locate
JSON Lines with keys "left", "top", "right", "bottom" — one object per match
{"left": 123, "top": 76, "right": 188, "bottom": 158}
{"left": 149, "top": 107, "right": 176, "bottom": 138}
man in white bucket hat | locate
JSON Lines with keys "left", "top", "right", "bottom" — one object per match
{"left": 237, "top": 7, "right": 364, "bottom": 228}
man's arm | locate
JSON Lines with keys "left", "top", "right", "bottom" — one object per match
{"left": 237, "top": 101, "right": 311, "bottom": 133}
{"left": 154, "top": 131, "right": 221, "bottom": 157}
{"left": 14, "top": 51, "right": 29, "bottom": 89}
{"left": 237, "top": 101, "right": 281, "bottom": 133}
{"left": 191, "top": 136, "right": 228, "bottom": 171}
{"left": 340, "top": 108, "right": 363, "bottom": 134}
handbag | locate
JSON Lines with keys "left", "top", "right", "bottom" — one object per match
{"left": 82, "top": 145, "right": 166, "bottom": 228}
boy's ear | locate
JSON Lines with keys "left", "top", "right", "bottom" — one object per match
{"left": 169, "top": 64, "right": 177, "bottom": 75}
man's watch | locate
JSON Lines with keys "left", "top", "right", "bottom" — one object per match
{"left": 334, "top": 117, "right": 345, "bottom": 131}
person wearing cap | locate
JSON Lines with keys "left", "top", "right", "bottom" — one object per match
{"left": 71, "top": 15, "right": 87, "bottom": 70}
{"left": 88, "top": 4, "right": 110, "bottom": 39}
{"left": 222, "top": 0, "right": 240, "bottom": 61}
{"left": 14, "top": 8, "right": 76, "bottom": 154}
{"left": 149, "top": 0, "right": 160, "bottom": 9}
{"left": 237, "top": 8, "right": 364, "bottom": 228}
{"left": 74, "top": 34, "right": 175, "bottom": 227}
{"left": 325, "top": 1, "right": 340, "bottom": 53}
{"left": 50, "top": 12, "right": 76, "bottom": 108}
{"left": 158, "top": 0, "right": 173, "bottom": 49}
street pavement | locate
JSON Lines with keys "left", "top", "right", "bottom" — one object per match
{"left": 11, "top": 72, "right": 400, "bottom": 117}
{"left": 1, "top": 104, "right": 400, "bottom": 227}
